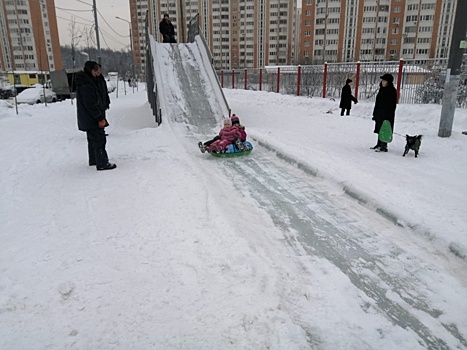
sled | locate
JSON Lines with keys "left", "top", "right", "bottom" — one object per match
{"left": 209, "top": 141, "right": 253, "bottom": 158}
{"left": 379, "top": 120, "right": 393, "bottom": 143}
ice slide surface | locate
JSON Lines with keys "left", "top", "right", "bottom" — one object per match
{"left": 151, "top": 37, "right": 229, "bottom": 135}
{"left": 151, "top": 39, "right": 466, "bottom": 349}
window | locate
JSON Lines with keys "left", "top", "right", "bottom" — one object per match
{"left": 418, "top": 37, "right": 430, "bottom": 44}
{"left": 421, "top": 3, "right": 435, "bottom": 10}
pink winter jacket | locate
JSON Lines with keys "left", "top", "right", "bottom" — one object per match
{"left": 233, "top": 125, "right": 247, "bottom": 141}
{"left": 207, "top": 126, "right": 241, "bottom": 153}
{"left": 219, "top": 126, "right": 241, "bottom": 142}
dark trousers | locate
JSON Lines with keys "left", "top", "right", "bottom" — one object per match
{"left": 341, "top": 108, "right": 350, "bottom": 116}
{"left": 204, "top": 135, "right": 220, "bottom": 147}
{"left": 163, "top": 34, "right": 177, "bottom": 43}
{"left": 86, "top": 128, "right": 108, "bottom": 167}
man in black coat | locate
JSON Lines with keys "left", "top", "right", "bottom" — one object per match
{"left": 75, "top": 61, "right": 116, "bottom": 170}
{"left": 339, "top": 78, "right": 358, "bottom": 116}
{"left": 371, "top": 73, "right": 398, "bottom": 152}
{"left": 159, "top": 13, "right": 176, "bottom": 43}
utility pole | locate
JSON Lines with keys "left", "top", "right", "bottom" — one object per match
{"left": 116, "top": 16, "right": 136, "bottom": 92}
{"left": 179, "top": 0, "right": 185, "bottom": 43}
{"left": 438, "top": 0, "right": 467, "bottom": 138}
{"left": 93, "top": 0, "right": 101, "bottom": 64}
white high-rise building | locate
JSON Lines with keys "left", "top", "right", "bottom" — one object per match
{"left": 145, "top": 0, "right": 297, "bottom": 69}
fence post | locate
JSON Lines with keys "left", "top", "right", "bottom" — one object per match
{"left": 396, "top": 59, "right": 404, "bottom": 101}
{"left": 221, "top": 69, "right": 224, "bottom": 88}
{"left": 259, "top": 68, "right": 262, "bottom": 91}
{"left": 297, "top": 65, "right": 301, "bottom": 96}
{"left": 355, "top": 61, "right": 361, "bottom": 100}
{"left": 232, "top": 69, "right": 235, "bottom": 89}
{"left": 322, "top": 62, "right": 328, "bottom": 98}
{"left": 244, "top": 68, "right": 247, "bottom": 90}
{"left": 277, "top": 67, "right": 280, "bottom": 93}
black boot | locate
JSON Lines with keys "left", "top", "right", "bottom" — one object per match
{"left": 198, "top": 142, "right": 206, "bottom": 153}
{"left": 234, "top": 138, "right": 245, "bottom": 151}
{"left": 376, "top": 142, "right": 388, "bottom": 152}
{"left": 370, "top": 139, "right": 381, "bottom": 149}
{"left": 97, "top": 163, "right": 117, "bottom": 171}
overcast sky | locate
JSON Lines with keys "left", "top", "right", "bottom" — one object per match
{"left": 55, "top": 0, "right": 133, "bottom": 51}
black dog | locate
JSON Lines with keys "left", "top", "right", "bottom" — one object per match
{"left": 403, "top": 135, "right": 422, "bottom": 158}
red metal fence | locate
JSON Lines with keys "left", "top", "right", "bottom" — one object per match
{"left": 216, "top": 59, "right": 467, "bottom": 108}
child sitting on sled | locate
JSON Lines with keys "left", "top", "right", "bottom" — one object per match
{"left": 230, "top": 114, "right": 248, "bottom": 151}
{"left": 200, "top": 118, "right": 241, "bottom": 153}
{"left": 198, "top": 114, "right": 247, "bottom": 153}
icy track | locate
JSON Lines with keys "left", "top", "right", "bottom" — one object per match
{"left": 152, "top": 41, "right": 467, "bottom": 349}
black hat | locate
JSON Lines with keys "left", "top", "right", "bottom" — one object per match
{"left": 346, "top": 79, "right": 352, "bottom": 84}
{"left": 231, "top": 114, "right": 240, "bottom": 125}
{"left": 380, "top": 74, "right": 394, "bottom": 83}
{"left": 84, "top": 60, "right": 99, "bottom": 73}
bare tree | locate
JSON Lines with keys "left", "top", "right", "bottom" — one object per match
{"left": 68, "top": 18, "right": 83, "bottom": 70}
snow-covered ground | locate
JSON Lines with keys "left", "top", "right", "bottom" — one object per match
{"left": 0, "top": 83, "right": 466, "bottom": 349}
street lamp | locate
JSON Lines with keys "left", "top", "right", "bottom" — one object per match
{"left": 116, "top": 16, "right": 136, "bottom": 92}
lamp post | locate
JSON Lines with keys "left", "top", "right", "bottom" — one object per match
{"left": 116, "top": 16, "right": 136, "bottom": 93}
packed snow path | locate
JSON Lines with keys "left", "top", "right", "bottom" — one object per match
{"left": 153, "top": 40, "right": 467, "bottom": 349}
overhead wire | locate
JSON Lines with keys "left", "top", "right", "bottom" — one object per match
{"left": 97, "top": 9, "right": 130, "bottom": 38}
{"left": 55, "top": 6, "right": 90, "bottom": 12}
{"left": 74, "top": 0, "right": 93, "bottom": 6}
{"left": 55, "top": 8, "right": 94, "bottom": 24}
{"left": 98, "top": 28, "right": 130, "bottom": 49}
{"left": 56, "top": 15, "right": 92, "bottom": 27}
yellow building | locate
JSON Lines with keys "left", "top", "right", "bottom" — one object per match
{"left": 4, "top": 71, "right": 49, "bottom": 86}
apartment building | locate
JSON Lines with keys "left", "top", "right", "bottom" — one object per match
{"left": 145, "top": 0, "right": 297, "bottom": 69}
{"left": 129, "top": 0, "right": 150, "bottom": 78}
{"left": 0, "top": 0, "right": 62, "bottom": 72}
{"left": 299, "top": 0, "right": 458, "bottom": 63}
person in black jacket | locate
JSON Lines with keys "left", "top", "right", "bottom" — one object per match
{"left": 96, "top": 64, "right": 110, "bottom": 135}
{"left": 159, "top": 13, "right": 176, "bottom": 43}
{"left": 339, "top": 78, "right": 358, "bottom": 116}
{"left": 371, "top": 73, "right": 398, "bottom": 152}
{"left": 96, "top": 64, "right": 110, "bottom": 111}
{"left": 75, "top": 61, "right": 116, "bottom": 170}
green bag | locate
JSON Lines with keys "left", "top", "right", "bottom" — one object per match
{"left": 379, "top": 120, "right": 393, "bottom": 143}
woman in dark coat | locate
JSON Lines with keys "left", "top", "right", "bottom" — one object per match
{"left": 75, "top": 61, "right": 116, "bottom": 170}
{"left": 339, "top": 78, "right": 358, "bottom": 116}
{"left": 159, "top": 13, "right": 176, "bottom": 43}
{"left": 371, "top": 74, "right": 398, "bottom": 152}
